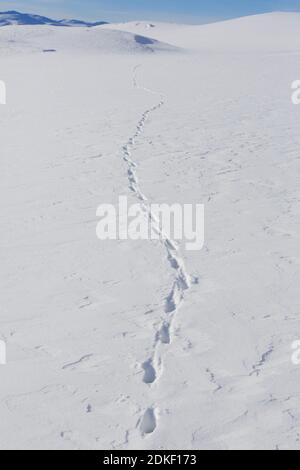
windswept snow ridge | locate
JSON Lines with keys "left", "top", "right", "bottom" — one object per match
{"left": 121, "top": 65, "right": 192, "bottom": 435}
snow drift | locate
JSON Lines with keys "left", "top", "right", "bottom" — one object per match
{"left": 103, "top": 12, "right": 300, "bottom": 52}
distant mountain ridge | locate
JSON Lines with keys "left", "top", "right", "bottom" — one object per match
{"left": 0, "top": 10, "right": 108, "bottom": 27}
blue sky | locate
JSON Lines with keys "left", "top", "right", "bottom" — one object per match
{"left": 1, "top": 0, "right": 300, "bottom": 23}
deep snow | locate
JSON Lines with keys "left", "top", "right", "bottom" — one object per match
{"left": 0, "top": 12, "right": 300, "bottom": 450}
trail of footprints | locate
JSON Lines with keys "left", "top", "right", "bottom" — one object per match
{"left": 122, "top": 66, "right": 192, "bottom": 436}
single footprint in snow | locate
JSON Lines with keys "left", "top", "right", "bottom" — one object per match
{"left": 142, "top": 359, "right": 156, "bottom": 384}
{"left": 159, "top": 322, "right": 171, "bottom": 344}
{"left": 140, "top": 407, "right": 157, "bottom": 435}
{"left": 165, "top": 282, "right": 182, "bottom": 314}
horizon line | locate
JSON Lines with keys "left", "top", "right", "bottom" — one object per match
{"left": 1, "top": 9, "right": 300, "bottom": 26}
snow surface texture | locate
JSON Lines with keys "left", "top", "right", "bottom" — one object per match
{"left": 1, "top": 12, "right": 300, "bottom": 450}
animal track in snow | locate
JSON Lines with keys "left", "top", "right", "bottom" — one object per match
{"left": 158, "top": 322, "right": 171, "bottom": 344}
{"left": 140, "top": 407, "right": 157, "bottom": 435}
{"left": 121, "top": 65, "right": 194, "bottom": 438}
{"left": 142, "top": 358, "right": 157, "bottom": 384}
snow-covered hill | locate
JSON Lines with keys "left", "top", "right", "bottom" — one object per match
{"left": 0, "top": 10, "right": 108, "bottom": 27}
{"left": 0, "top": 25, "right": 178, "bottom": 56}
{"left": 103, "top": 12, "right": 300, "bottom": 51}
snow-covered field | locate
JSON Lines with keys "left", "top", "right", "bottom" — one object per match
{"left": 1, "top": 12, "right": 300, "bottom": 450}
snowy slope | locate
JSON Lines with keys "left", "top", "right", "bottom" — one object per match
{"left": 0, "top": 13, "right": 300, "bottom": 450}
{"left": 104, "top": 12, "right": 300, "bottom": 51}
{"left": 0, "top": 25, "right": 178, "bottom": 56}
{"left": 0, "top": 10, "right": 108, "bottom": 27}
